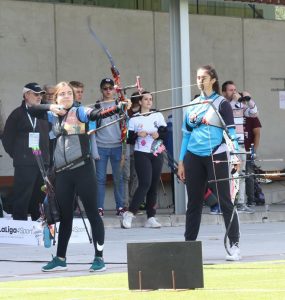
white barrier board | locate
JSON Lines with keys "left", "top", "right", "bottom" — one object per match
{"left": 63, "top": 218, "right": 92, "bottom": 244}
{"left": 0, "top": 219, "right": 43, "bottom": 246}
{"left": 0, "top": 218, "right": 92, "bottom": 246}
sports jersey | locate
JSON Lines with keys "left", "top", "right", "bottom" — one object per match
{"left": 128, "top": 111, "right": 167, "bottom": 153}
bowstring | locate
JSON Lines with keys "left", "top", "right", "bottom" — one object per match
{"left": 203, "top": 96, "right": 237, "bottom": 256}
{"left": 205, "top": 114, "right": 226, "bottom": 234}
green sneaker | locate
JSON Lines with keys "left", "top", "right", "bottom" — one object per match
{"left": 89, "top": 257, "right": 106, "bottom": 272}
{"left": 42, "top": 256, "right": 67, "bottom": 272}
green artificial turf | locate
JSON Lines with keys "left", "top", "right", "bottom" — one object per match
{"left": 0, "top": 261, "right": 284, "bottom": 300}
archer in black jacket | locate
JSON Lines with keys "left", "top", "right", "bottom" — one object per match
{"left": 2, "top": 83, "right": 49, "bottom": 220}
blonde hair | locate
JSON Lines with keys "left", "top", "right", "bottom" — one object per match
{"left": 53, "top": 81, "right": 75, "bottom": 103}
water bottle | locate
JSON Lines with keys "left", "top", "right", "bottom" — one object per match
{"left": 43, "top": 224, "right": 52, "bottom": 248}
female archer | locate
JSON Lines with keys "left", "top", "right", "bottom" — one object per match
{"left": 177, "top": 65, "right": 241, "bottom": 261}
{"left": 28, "top": 81, "right": 130, "bottom": 272}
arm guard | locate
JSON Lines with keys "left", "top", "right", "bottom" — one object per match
{"left": 89, "top": 105, "right": 118, "bottom": 121}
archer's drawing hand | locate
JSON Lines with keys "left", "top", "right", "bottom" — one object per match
{"left": 177, "top": 161, "right": 185, "bottom": 182}
{"left": 50, "top": 104, "right": 67, "bottom": 116}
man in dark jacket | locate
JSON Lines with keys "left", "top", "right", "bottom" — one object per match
{"left": 2, "top": 83, "right": 50, "bottom": 220}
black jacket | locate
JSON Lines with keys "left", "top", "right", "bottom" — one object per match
{"left": 2, "top": 101, "right": 50, "bottom": 167}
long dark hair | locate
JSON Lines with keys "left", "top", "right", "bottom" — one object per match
{"left": 131, "top": 90, "right": 151, "bottom": 103}
{"left": 198, "top": 65, "right": 220, "bottom": 94}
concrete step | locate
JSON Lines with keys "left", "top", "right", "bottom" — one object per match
{"left": 79, "top": 204, "right": 285, "bottom": 228}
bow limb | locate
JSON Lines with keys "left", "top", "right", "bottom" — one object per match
{"left": 87, "top": 16, "right": 126, "bottom": 101}
{"left": 87, "top": 16, "right": 116, "bottom": 69}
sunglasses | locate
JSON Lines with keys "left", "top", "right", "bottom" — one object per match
{"left": 102, "top": 86, "right": 114, "bottom": 91}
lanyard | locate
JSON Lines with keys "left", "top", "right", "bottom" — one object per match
{"left": 26, "top": 105, "right": 37, "bottom": 132}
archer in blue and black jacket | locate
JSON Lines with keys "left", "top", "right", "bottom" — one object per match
{"left": 177, "top": 65, "right": 241, "bottom": 262}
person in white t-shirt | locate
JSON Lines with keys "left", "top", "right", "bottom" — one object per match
{"left": 122, "top": 91, "right": 167, "bottom": 229}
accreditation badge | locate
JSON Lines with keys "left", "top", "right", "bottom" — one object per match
{"left": 29, "top": 132, "right": 40, "bottom": 148}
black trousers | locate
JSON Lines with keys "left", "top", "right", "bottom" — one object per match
{"left": 184, "top": 151, "right": 240, "bottom": 245}
{"left": 12, "top": 165, "right": 45, "bottom": 221}
{"left": 55, "top": 161, "right": 104, "bottom": 258}
{"left": 129, "top": 151, "right": 164, "bottom": 218}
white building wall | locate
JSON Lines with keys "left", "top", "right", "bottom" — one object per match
{"left": 1, "top": 0, "right": 285, "bottom": 177}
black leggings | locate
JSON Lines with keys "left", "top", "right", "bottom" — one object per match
{"left": 184, "top": 151, "right": 240, "bottom": 245}
{"left": 129, "top": 151, "right": 164, "bottom": 218}
{"left": 55, "top": 161, "right": 104, "bottom": 258}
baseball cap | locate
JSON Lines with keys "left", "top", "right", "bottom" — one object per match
{"left": 23, "top": 82, "right": 46, "bottom": 95}
{"left": 100, "top": 78, "right": 114, "bottom": 89}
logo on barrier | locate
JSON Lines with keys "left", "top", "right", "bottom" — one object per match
{"left": 0, "top": 218, "right": 91, "bottom": 246}
{"left": 0, "top": 219, "right": 43, "bottom": 246}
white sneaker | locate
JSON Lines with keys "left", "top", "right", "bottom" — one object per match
{"left": 144, "top": 217, "right": 161, "bottom": 228}
{"left": 121, "top": 211, "right": 134, "bottom": 229}
{"left": 226, "top": 244, "right": 241, "bottom": 261}
{"left": 237, "top": 204, "right": 255, "bottom": 214}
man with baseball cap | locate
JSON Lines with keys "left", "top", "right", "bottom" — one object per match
{"left": 100, "top": 78, "right": 114, "bottom": 89}
{"left": 22, "top": 82, "right": 46, "bottom": 95}
{"left": 2, "top": 82, "right": 49, "bottom": 220}
{"left": 95, "top": 77, "right": 125, "bottom": 217}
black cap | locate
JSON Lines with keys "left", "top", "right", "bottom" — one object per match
{"left": 23, "top": 82, "right": 45, "bottom": 95}
{"left": 100, "top": 78, "right": 114, "bottom": 89}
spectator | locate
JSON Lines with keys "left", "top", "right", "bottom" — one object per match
{"left": 122, "top": 91, "right": 167, "bottom": 229}
{"left": 2, "top": 83, "right": 49, "bottom": 220}
{"left": 95, "top": 78, "right": 124, "bottom": 216}
{"left": 42, "top": 84, "right": 56, "bottom": 166}
{"left": 243, "top": 111, "right": 262, "bottom": 206}
{"left": 222, "top": 81, "right": 258, "bottom": 214}
{"left": 69, "top": 81, "right": 84, "bottom": 104}
{"left": 42, "top": 84, "right": 55, "bottom": 104}
{"left": 177, "top": 65, "right": 241, "bottom": 261}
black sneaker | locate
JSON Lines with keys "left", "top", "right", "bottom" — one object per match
{"left": 247, "top": 201, "right": 256, "bottom": 207}
{"left": 116, "top": 207, "right": 125, "bottom": 216}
